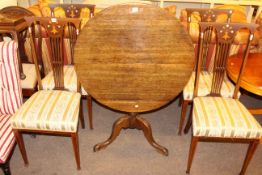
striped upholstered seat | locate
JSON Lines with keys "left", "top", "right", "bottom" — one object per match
{"left": 193, "top": 97, "right": 262, "bottom": 138}
{"left": 0, "top": 41, "right": 23, "bottom": 172}
{"left": 42, "top": 65, "right": 88, "bottom": 95}
{"left": 183, "top": 71, "right": 238, "bottom": 100}
{"left": 0, "top": 114, "right": 15, "bottom": 163}
{"left": 11, "top": 90, "right": 81, "bottom": 132}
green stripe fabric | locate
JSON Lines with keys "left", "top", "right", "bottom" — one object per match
{"left": 11, "top": 90, "right": 81, "bottom": 132}
{"left": 193, "top": 96, "right": 262, "bottom": 139}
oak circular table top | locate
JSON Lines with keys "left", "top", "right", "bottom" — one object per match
{"left": 227, "top": 53, "right": 262, "bottom": 96}
{"left": 75, "top": 4, "right": 194, "bottom": 113}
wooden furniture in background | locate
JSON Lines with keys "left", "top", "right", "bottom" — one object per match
{"left": 0, "top": 6, "right": 39, "bottom": 97}
{"left": 49, "top": 3, "right": 95, "bottom": 19}
{"left": 74, "top": 4, "right": 195, "bottom": 155}
{"left": 155, "top": 0, "right": 261, "bottom": 22}
{"left": 178, "top": 8, "right": 235, "bottom": 135}
{"left": 0, "top": 6, "right": 34, "bottom": 80}
{"left": 185, "top": 22, "right": 261, "bottom": 175}
{"left": 11, "top": 17, "right": 84, "bottom": 170}
{"left": 227, "top": 53, "right": 262, "bottom": 115}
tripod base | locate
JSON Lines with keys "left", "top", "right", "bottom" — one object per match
{"left": 94, "top": 113, "right": 168, "bottom": 156}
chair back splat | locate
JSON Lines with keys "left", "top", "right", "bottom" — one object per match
{"left": 194, "top": 22, "right": 257, "bottom": 98}
{"left": 48, "top": 4, "right": 95, "bottom": 62}
{"left": 24, "top": 16, "right": 81, "bottom": 91}
{"left": 186, "top": 8, "right": 233, "bottom": 70}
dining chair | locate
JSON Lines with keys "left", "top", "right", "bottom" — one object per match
{"left": 178, "top": 8, "right": 238, "bottom": 135}
{"left": 31, "top": 17, "right": 93, "bottom": 129}
{"left": 185, "top": 22, "right": 262, "bottom": 175}
{"left": 0, "top": 40, "right": 24, "bottom": 175}
{"left": 46, "top": 4, "right": 95, "bottom": 129}
{"left": 10, "top": 16, "right": 84, "bottom": 170}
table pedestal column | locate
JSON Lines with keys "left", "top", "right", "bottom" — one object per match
{"left": 94, "top": 112, "right": 169, "bottom": 156}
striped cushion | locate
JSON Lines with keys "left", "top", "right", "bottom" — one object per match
{"left": 11, "top": 90, "right": 81, "bottom": 132}
{"left": 21, "top": 63, "right": 37, "bottom": 89}
{"left": 0, "top": 114, "right": 15, "bottom": 163}
{"left": 183, "top": 71, "right": 238, "bottom": 100}
{"left": 193, "top": 97, "right": 262, "bottom": 138}
{"left": 41, "top": 65, "right": 88, "bottom": 95}
{"left": 0, "top": 41, "right": 23, "bottom": 115}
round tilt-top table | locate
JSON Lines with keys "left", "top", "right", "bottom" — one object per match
{"left": 74, "top": 4, "right": 194, "bottom": 156}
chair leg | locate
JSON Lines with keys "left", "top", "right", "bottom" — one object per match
{"left": 79, "top": 99, "right": 85, "bottom": 129}
{"left": 178, "top": 100, "right": 189, "bottom": 135}
{"left": 87, "top": 95, "right": 93, "bottom": 130}
{"left": 1, "top": 161, "right": 11, "bottom": 175}
{"left": 239, "top": 140, "right": 259, "bottom": 175}
{"left": 184, "top": 105, "right": 193, "bottom": 134}
{"left": 186, "top": 136, "right": 199, "bottom": 174}
{"left": 178, "top": 93, "right": 183, "bottom": 106}
{"left": 71, "top": 133, "right": 81, "bottom": 170}
{"left": 13, "top": 130, "right": 28, "bottom": 165}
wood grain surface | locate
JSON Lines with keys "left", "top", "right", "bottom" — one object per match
{"left": 75, "top": 4, "right": 194, "bottom": 112}
{"left": 227, "top": 53, "right": 262, "bottom": 96}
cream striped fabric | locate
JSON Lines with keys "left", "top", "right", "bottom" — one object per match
{"left": 21, "top": 63, "right": 38, "bottom": 89}
{"left": 183, "top": 71, "right": 239, "bottom": 100}
{"left": 193, "top": 97, "right": 262, "bottom": 138}
{"left": 11, "top": 90, "right": 81, "bottom": 132}
{"left": 0, "top": 114, "right": 15, "bottom": 163}
{"left": 41, "top": 65, "right": 88, "bottom": 95}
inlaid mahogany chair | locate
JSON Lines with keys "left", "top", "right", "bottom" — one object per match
{"left": 10, "top": 17, "right": 84, "bottom": 170}
{"left": 47, "top": 4, "right": 95, "bottom": 129}
{"left": 178, "top": 8, "right": 238, "bottom": 135}
{"left": 185, "top": 22, "right": 262, "bottom": 175}
{"left": 0, "top": 41, "right": 23, "bottom": 175}
{"left": 31, "top": 15, "right": 93, "bottom": 129}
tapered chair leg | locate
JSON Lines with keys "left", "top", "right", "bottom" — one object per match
{"left": 239, "top": 140, "right": 259, "bottom": 175}
{"left": 87, "top": 95, "right": 93, "bottom": 129}
{"left": 186, "top": 136, "right": 199, "bottom": 174}
{"left": 1, "top": 161, "right": 11, "bottom": 175}
{"left": 13, "top": 130, "right": 28, "bottom": 165}
{"left": 184, "top": 105, "right": 193, "bottom": 134}
{"left": 71, "top": 133, "right": 81, "bottom": 170}
{"left": 79, "top": 100, "right": 85, "bottom": 129}
{"left": 178, "top": 100, "right": 189, "bottom": 135}
{"left": 178, "top": 93, "right": 183, "bottom": 106}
